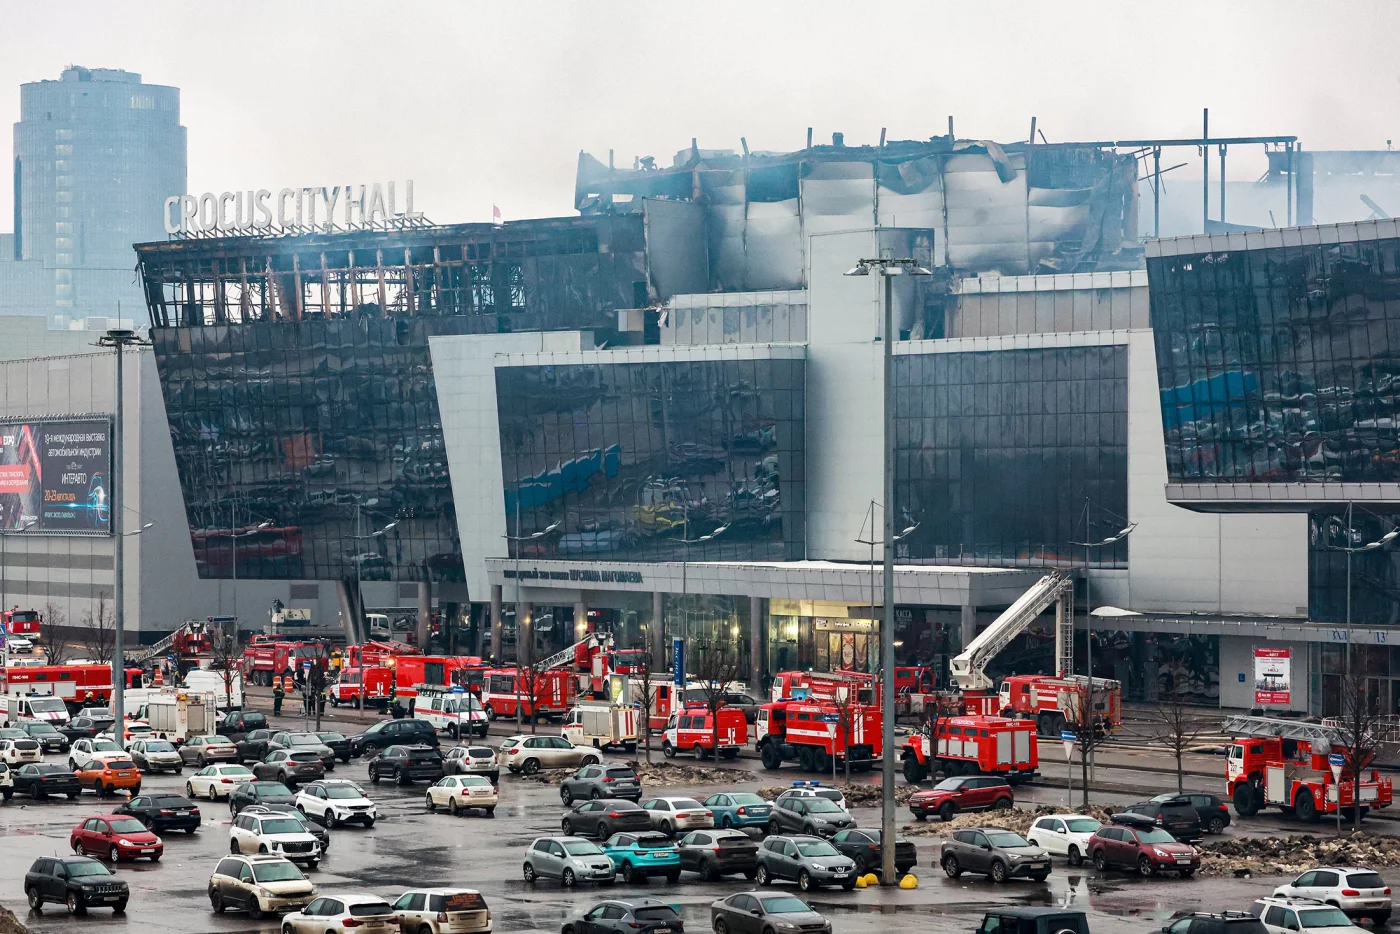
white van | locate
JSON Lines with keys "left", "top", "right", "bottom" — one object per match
{"left": 183, "top": 669, "right": 243, "bottom": 711}
{"left": 413, "top": 687, "right": 489, "bottom": 739}
{"left": 0, "top": 694, "right": 71, "bottom": 726}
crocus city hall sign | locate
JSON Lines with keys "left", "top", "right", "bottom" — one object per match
{"left": 164, "top": 181, "right": 423, "bottom": 235}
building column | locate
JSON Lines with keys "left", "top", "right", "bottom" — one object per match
{"left": 574, "top": 600, "right": 589, "bottom": 642}
{"left": 489, "top": 585, "right": 503, "bottom": 663}
{"left": 416, "top": 581, "right": 432, "bottom": 651}
{"left": 749, "top": 595, "right": 764, "bottom": 693}
{"left": 336, "top": 579, "right": 361, "bottom": 644}
{"left": 651, "top": 591, "right": 664, "bottom": 671}
{"left": 960, "top": 603, "right": 977, "bottom": 655}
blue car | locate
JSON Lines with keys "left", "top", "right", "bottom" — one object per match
{"left": 703, "top": 792, "right": 772, "bottom": 829}
{"left": 600, "top": 831, "right": 682, "bottom": 883}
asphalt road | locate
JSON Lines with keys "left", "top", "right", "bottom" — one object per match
{"left": 1, "top": 718, "right": 1397, "bottom": 934}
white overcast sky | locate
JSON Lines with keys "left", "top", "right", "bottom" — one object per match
{"left": 2, "top": 1, "right": 1399, "bottom": 228}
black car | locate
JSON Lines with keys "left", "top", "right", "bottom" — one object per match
{"left": 229, "top": 780, "right": 297, "bottom": 817}
{"left": 236, "top": 728, "right": 278, "bottom": 763}
{"left": 348, "top": 718, "right": 439, "bottom": 757}
{"left": 240, "top": 803, "right": 331, "bottom": 852}
{"left": 114, "top": 792, "right": 202, "bottom": 832}
{"left": 978, "top": 908, "right": 1089, "bottom": 934}
{"left": 562, "top": 799, "right": 653, "bottom": 839}
{"left": 710, "top": 893, "right": 830, "bottom": 934}
{"left": 1150, "top": 792, "right": 1231, "bottom": 835}
{"left": 368, "top": 744, "right": 445, "bottom": 784}
{"left": 316, "top": 731, "right": 352, "bottom": 763}
{"left": 830, "top": 829, "right": 917, "bottom": 878}
{"left": 24, "top": 856, "right": 128, "bottom": 915}
{"left": 16, "top": 720, "right": 71, "bottom": 754}
{"left": 217, "top": 710, "right": 268, "bottom": 744}
{"left": 1160, "top": 912, "right": 1269, "bottom": 934}
{"left": 58, "top": 716, "right": 105, "bottom": 741}
{"left": 677, "top": 829, "right": 759, "bottom": 880}
{"left": 1117, "top": 801, "right": 1203, "bottom": 843}
{"left": 565, "top": 899, "right": 684, "bottom": 934}
{"left": 12, "top": 763, "right": 80, "bottom": 800}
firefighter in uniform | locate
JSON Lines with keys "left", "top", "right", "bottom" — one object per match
{"left": 272, "top": 674, "right": 285, "bottom": 715}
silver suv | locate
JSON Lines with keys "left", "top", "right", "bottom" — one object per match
{"left": 522, "top": 836, "right": 616, "bottom": 886}
{"left": 940, "top": 827, "right": 1050, "bottom": 884}
{"left": 502, "top": 736, "right": 600, "bottom": 775}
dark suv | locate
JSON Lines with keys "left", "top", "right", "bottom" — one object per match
{"left": 217, "top": 710, "right": 268, "bottom": 743}
{"left": 368, "top": 744, "right": 445, "bottom": 784}
{"left": 1160, "top": 913, "right": 1268, "bottom": 934}
{"left": 1118, "top": 800, "right": 1203, "bottom": 843}
{"left": 1149, "top": 792, "right": 1231, "bottom": 835}
{"left": 560, "top": 764, "right": 643, "bottom": 804}
{"left": 909, "top": 776, "right": 1013, "bottom": 821}
{"left": 24, "top": 856, "right": 129, "bottom": 914}
{"left": 978, "top": 907, "right": 1089, "bottom": 934}
{"left": 348, "top": 718, "right": 439, "bottom": 757}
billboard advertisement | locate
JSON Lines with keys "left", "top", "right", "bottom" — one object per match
{"left": 1253, "top": 647, "right": 1292, "bottom": 706}
{"left": 0, "top": 418, "right": 112, "bottom": 535}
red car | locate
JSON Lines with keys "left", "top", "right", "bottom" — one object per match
{"left": 70, "top": 814, "right": 163, "bottom": 862}
{"left": 909, "top": 775, "right": 1013, "bottom": 821}
{"left": 1087, "top": 814, "right": 1199, "bottom": 877}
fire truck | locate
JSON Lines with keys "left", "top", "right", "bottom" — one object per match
{"left": 664, "top": 705, "right": 747, "bottom": 759}
{"left": 345, "top": 640, "right": 420, "bottom": 669}
{"left": 1225, "top": 715, "right": 1393, "bottom": 822}
{"left": 755, "top": 697, "right": 881, "bottom": 772}
{"left": 241, "top": 639, "right": 324, "bottom": 685}
{"left": 1, "top": 608, "right": 42, "bottom": 636}
{"left": 328, "top": 666, "right": 394, "bottom": 711}
{"left": 0, "top": 664, "right": 144, "bottom": 710}
{"left": 998, "top": 674, "right": 1123, "bottom": 737}
{"left": 391, "top": 655, "right": 487, "bottom": 699}
{"left": 480, "top": 668, "right": 575, "bottom": 722}
{"left": 898, "top": 714, "right": 1039, "bottom": 783}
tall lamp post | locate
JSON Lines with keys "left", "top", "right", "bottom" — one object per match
{"left": 679, "top": 502, "right": 729, "bottom": 654}
{"left": 504, "top": 504, "right": 560, "bottom": 729}
{"left": 1327, "top": 503, "right": 1398, "bottom": 682}
{"left": 99, "top": 328, "right": 150, "bottom": 750}
{"left": 843, "top": 256, "right": 931, "bottom": 884}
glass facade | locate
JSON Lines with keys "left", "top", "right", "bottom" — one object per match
{"left": 1308, "top": 510, "right": 1400, "bottom": 625}
{"left": 495, "top": 356, "right": 804, "bottom": 562}
{"left": 1148, "top": 236, "right": 1400, "bottom": 484}
{"left": 892, "top": 346, "right": 1129, "bottom": 568}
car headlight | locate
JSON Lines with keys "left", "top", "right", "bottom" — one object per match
{"left": 1153, "top": 848, "right": 1172, "bottom": 858}
{"left": 118, "top": 838, "right": 133, "bottom": 846}
{"left": 257, "top": 886, "right": 272, "bottom": 898}
{"left": 811, "top": 864, "right": 826, "bottom": 871}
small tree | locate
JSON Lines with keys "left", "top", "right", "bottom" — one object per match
{"left": 1335, "top": 669, "right": 1386, "bottom": 834}
{"left": 38, "top": 601, "right": 71, "bottom": 666}
{"left": 634, "top": 660, "right": 660, "bottom": 764}
{"left": 1153, "top": 688, "right": 1209, "bottom": 793}
{"left": 206, "top": 619, "right": 242, "bottom": 711}
{"left": 692, "top": 642, "right": 742, "bottom": 761}
{"left": 1062, "top": 679, "right": 1111, "bottom": 810}
{"left": 79, "top": 595, "right": 115, "bottom": 664}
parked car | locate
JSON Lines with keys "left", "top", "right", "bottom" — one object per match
{"left": 678, "top": 829, "right": 759, "bottom": 881}
{"left": 566, "top": 898, "right": 682, "bottom": 934}
{"left": 390, "top": 888, "right": 491, "bottom": 934}
{"left": 187, "top": 763, "right": 255, "bottom": 800}
{"left": 347, "top": 718, "right": 439, "bottom": 758}
{"left": 1273, "top": 868, "right": 1393, "bottom": 924}
{"left": 1150, "top": 792, "right": 1231, "bottom": 835}
{"left": 280, "top": 892, "right": 397, "bottom": 933}
{"left": 1250, "top": 897, "right": 1365, "bottom": 934}
{"left": 229, "top": 780, "right": 297, "bottom": 817}
{"left": 253, "top": 749, "right": 325, "bottom": 787}
{"left": 755, "top": 835, "right": 857, "bottom": 891}
{"left": 74, "top": 757, "right": 142, "bottom": 796}
{"left": 59, "top": 715, "right": 108, "bottom": 741}
{"left": 1159, "top": 912, "right": 1270, "bottom": 934}
{"left": 16, "top": 719, "right": 71, "bottom": 754}
{"left": 296, "top": 779, "right": 378, "bottom": 827}
{"left": 641, "top": 796, "right": 714, "bottom": 834}
{"left": 272, "top": 732, "right": 338, "bottom": 770}
{"left": 1025, "top": 814, "right": 1103, "bottom": 866}
{"left": 767, "top": 795, "right": 854, "bottom": 837}
{"left": 216, "top": 709, "right": 268, "bottom": 743}
{"left": 24, "top": 856, "right": 128, "bottom": 914}
{"left": 975, "top": 908, "right": 1089, "bottom": 934}
{"left": 502, "top": 734, "right": 601, "bottom": 774}
{"left": 702, "top": 792, "right": 773, "bottom": 830}
{"left": 0, "top": 737, "right": 42, "bottom": 764}
{"left": 237, "top": 728, "right": 278, "bottom": 763}
{"left": 76, "top": 707, "right": 115, "bottom": 731}
{"left": 230, "top": 810, "right": 321, "bottom": 868}
{"left": 114, "top": 791, "right": 202, "bottom": 832}
{"left": 67, "top": 738, "right": 123, "bottom": 771}
{"left": 1119, "top": 800, "right": 1204, "bottom": 843}
{"left": 910, "top": 776, "right": 1013, "bottom": 821}
{"left": 940, "top": 827, "right": 1051, "bottom": 883}
{"left": 600, "top": 831, "right": 682, "bottom": 883}
{"left": 241, "top": 803, "right": 331, "bottom": 853}
{"left": 208, "top": 853, "right": 317, "bottom": 919}
{"left": 775, "top": 782, "right": 847, "bottom": 810}
{"left": 830, "top": 828, "right": 917, "bottom": 878}
{"left": 561, "top": 763, "right": 643, "bottom": 804}
{"left": 180, "top": 734, "right": 239, "bottom": 766}
{"left": 444, "top": 744, "right": 500, "bottom": 782}
{"left": 316, "top": 731, "right": 352, "bottom": 763}
{"left": 425, "top": 774, "right": 498, "bottom": 815}
{"left": 70, "top": 814, "right": 163, "bottom": 862}
{"left": 710, "top": 893, "right": 829, "bottom": 934}
{"left": 522, "top": 836, "right": 617, "bottom": 886}
{"left": 128, "top": 738, "right": 184, "bottom": 774}
{"left": 12, "top": 762, "right": 80, "bottom": 799}
{"left": 563, "top": 799, "right": 652, "bottom": 838}
{"left": 369, "top": 744, "right": 445, "bottom": 785}
{"left": 0, "top": 760, "right": 12, "bottom": 800}
{"left": 1088, "top": 815, "right": 1199, "bottom": 877}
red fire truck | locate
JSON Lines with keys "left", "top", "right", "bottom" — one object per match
{"left": 241, "top": 640, "right": 325, "bottom": 686}
{"left": 328, "top": 666, "right": 394, "bottom": 710}
{"left": 480, "top": 668, "right": 575, "bottom": 722}
{"left": 755, "top": 698, "right": 881, "bottom": 772}
{"left": 344, "top": 640, "right": 421, "bottom": 669}
{"left": 1, "top": 664, "right": 144, "bottom": 708}
{"left": 391, "top": 655, "right": 487, "bottom": 700}
{"left": 663, "top": 705, "right": 747, "bottom": 759}
{"left": 996, "top": 674, "right": 1123, "bottom": 736}
{"left": 1, "top": 607, "right": 42, "bottom": 636}
{"left": 899, "top": 714, "right": 1039, "bottom": 783}
{"left": 1225, "top": 715, "right": 1393, "bottom": 821}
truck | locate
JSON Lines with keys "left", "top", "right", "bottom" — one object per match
{"left": 412, "top": 684, "right": 490, "bottom": 738}
{"left": 328, "top": 666, "right": 393, "bottom": 711}
{"left": 755, "top": 698, "right": 880, "bottom": 772}
{"left": 898, "top": 714, "right": 1039, "bottom": 783}
{"left": 139, "top": 690, "right": 217, "bottom": 743}
{"left": 480, "top": 668, "right": 575, "bottom": 722}
{"left": 0, "top": 663, "right": 143, "bottom": 710}
{"left": 1, "top": 608, "right": 42, "bottom": 636}
{"left": 628, "top": 678, "right": 678, "bottom": 731}
{"left": 1225, "top": 715, "right": 1394, "bottom": 822}
{"left": 241, "top": 639, "right": 324, "bottom": 686}
{"left": 344, "top": 640, "right": 421, "bottom": 669}
{"left": 998, "top": 674, "right": 1123, "bottom": 737}
{"left": 563, "top": 703, "right": 640, "bottom": 752}
{"left": 663, "top": 705, "right": 745, "bottom": 759}
{"left": 183, "top": 668, "right": 243, "bottom": 711}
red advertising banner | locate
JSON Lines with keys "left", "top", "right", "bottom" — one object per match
{"left": 1254, "top": 647, "right": 1292, "bottom": 706}
{"left": 0, "top": 464, "right": 29, "bottom": 494}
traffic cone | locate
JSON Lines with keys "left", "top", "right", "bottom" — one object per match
{"left": 153, "top": 669, "right": 164, "bottom": 687}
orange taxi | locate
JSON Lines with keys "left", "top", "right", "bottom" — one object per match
{"left": 74, "top": 757, "right": 143, "bottom": 797}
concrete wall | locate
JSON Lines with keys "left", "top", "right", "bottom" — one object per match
{"left": 0, "top": 317, "right": 96, "bottom": 362}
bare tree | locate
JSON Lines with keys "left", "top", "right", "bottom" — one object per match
{"left": 1062, "top": 679, "right": 1112, "bottom": 810}
{"left": 1152, "top": 688, "right": 1209, "bottom": 793}
{"left": 79, "top": 595, "right": 115, "bottom": 664}
{"left": 692, "top": 642, "right": 742, "bottom": 760}
{"left": 206, "top": 619, "right": 242, "bottom": 712}
{"left": 37, "top": 601, "right": 71, "bottom": 666}
{"left": 1334, "top": 669, "right": 1386, "bottom": 834}
{"left": 634, "top": 660, "right": 660, "bottom": 764}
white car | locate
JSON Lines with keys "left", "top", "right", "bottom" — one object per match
{"left": 390, "top": 888, "right": 492, "bottom": 934}
{"left": 0, "top": 738, "right": 41, "bottom": 764}
{"left": 187, "top": 763, "right": 255, "bottom": 800}
{"left": 6, "top": 636, "right": 34, "bottom": 654}
{"left": 775, "top": 781, "right": 846, "bottom": 810}
{"left": 296, "top": 780, "right": 377, "bottom": 827}
{"left": 229, "top": 811, "right": 321, "bottom": 869}
{"left": 1274, "top": 868, "right": 1393, "bottom": 924}
{"left": 641, "top": 796, "right": 714, "bottom": 833}
{"left": 1251, "top": 897, "right": 1366, "bottom": 934}
{"left": 68, "top": 738, "right": 125, "bottom": 770}
{"left": 425, "top": 775, "right": 497, "bottom": 815}
{"left": 281, "top": 892, "right": 397, "bottom": 933}
{"left": 1026, "top": 813, "right": 1103, "bottom": 865}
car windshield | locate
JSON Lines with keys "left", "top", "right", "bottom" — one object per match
{"left": 605, "top": 768, "right": 636, "bottom": 779}
{"left": 289, "top": 752, "right": 321, "bottom": 762}
{"left": 1348, "top": 872, "right": 1386, "bottom": 889}
{"left": 255, "top": 783, "right": 293, "bottom": 796}
{"left": 242, "top": 715, "right": 267, "bottom": 728}
{"left": 1298, "top": 908, "right": 1354, "bottom": 928}
{"left": 107, "top": 818, "right": 147, "bottom": 833}
{"left": 91, "top": 741, "right": 120, "bottom": 752}
{"left": 760, "top": 897, "right": 810, "bottom": 914}
{"left": 252, "top": 861, "right": 306, "bottom": 883}
{"left": 563, "top": 841, "right": 603, "bottom": 856}
{"left": 804, "top": 799, "right": 842, "bottom": 813}
{"left": 1134, "top": 828, "right": 1178, "bottom": 844}
{"left": 323, "top": 785, "right": 363, "bottom": 799}
{"left": 987, "top": 832, "right": 1032, "bottom": 847}
{"left": 1065, "top": 819, "right": 1102, "bottom": 833}
{"left": 106, "top": 760, "right": 137, "bottom": 770}
{"left": 84, "top": 709, "right": 112, "bottom": 718}
{"left": 349, "top": 901, "right": 395, "bottom": 918}
{"left": 1149, "top": 793, "right": 1177, "bottom": 803}
{"left": 27, "top": 698, "right": 66, "bottom": 713}
{"left": 66, "top": 861, "right": 111, "bottom": 877}
{"left": 637, "top": 837, "right": 676, "bottom": 849}
{"left": 287, "top": 734, "right": 320, "bottom": 744}
{"left": 26, "top": 723, "right": 59, "bottom": 734}
{"left": 671, "top": 799, "right": 704, "bottom": 809}
{"left": 731, "top": 793, "right": 766, "bottom": 806}
{"left": 317, "top": 733, "right": 345, "bottom": 742}
{"left": 933, "top": 778, "right": 965, "bottom": 791}
{"left": 152, "top": 795, "right": 190, "bottom": 806}
{"left": 220, "top": 765, "right": 253, "bottom": 775}
{"left": 795, "top": 841, "right": 838, "bottom": 857}
{"left": 635, "top": 907, "right": 681, "bottom": 921}
{"left": 259, "top": 818, "right": 304, "bottom": 834}
{"left": 209, "top": 736, "right": 233, "bottom": 745}
{"left": 144, "top": 741, "right": 176, "bottom": 752}
{"left": 34, "top": 764, "right": 66, "bottom": 774}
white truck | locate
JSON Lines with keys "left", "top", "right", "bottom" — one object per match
{"left": 561, "top": 703, "right": 640, "bottom": 752}
{"left": 183, "top": 669, "right": 243, "bottom": 711}
{"left": 136, "top": 690, "right": 218, "bottom": 743}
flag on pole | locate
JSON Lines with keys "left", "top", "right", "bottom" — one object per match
{"left": 492, "top": 204, "right": 502, "bottom": 222}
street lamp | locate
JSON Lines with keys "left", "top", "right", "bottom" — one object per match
{"left": 1068, "top": 520, "right": 1137, "bottom": 690}
{"left": 854, "top": 502, "right": 917, "bottom": 670}
{"left": 1325, "top": 504, "right": 1399, "bottom": 682}
{"left": 843, "top": 256, "right": 931, "bottom": 885}
{"left": 504, "top": 508, "right": 561, "bottom": 729}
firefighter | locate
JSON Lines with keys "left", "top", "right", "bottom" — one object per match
{"left": 272, "top": 675, "right": 285, "bottom": 715}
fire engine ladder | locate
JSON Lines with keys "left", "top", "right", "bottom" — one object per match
{"left": 949, "top": 573, "right": 1074, "bottom": 692}
{"left": 1221, "top": 715, "right": 1348, "bottom": 748}
{"left": 129, "top": 619, "right": 204, "bottom": 666}
{"left": 538, "top": 631, "right": 615, "bottom": 671}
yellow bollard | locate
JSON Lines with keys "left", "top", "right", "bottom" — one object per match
{"left": 854, "top": 875, "right": 868, "bottom": 888}
{"left": 862, "top": 873, "right": 879, "bottom": 886}
{"left": 898, "top": 873, "right": 918, "bottom": 889}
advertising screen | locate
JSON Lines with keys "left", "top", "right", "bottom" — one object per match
{"left": 0, "top": 418, "right": 112, "bottom": 535}
{"left": 1253, "top": 647, "right": 1292, "bottom": 707}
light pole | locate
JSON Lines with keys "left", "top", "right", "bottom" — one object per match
{"left": 504, "top": 502, "right": 560, "bottom": 729}
{"left": 844, "top": 256, "right": 931, "bottom": 884}
{"left": 351, "top": 504, "right": 399, "bottom": 644}
{"left": 679, "top": 501, "right": 728, "bottom": 656}
{"left": 854, "top": 501, "right": 917, "bottom": 673}
{"left": 99, "top": 328, "right": 150, "bottom": 750}
{"left": 1327, "top": 503, "right": 1398, "bottom": 683}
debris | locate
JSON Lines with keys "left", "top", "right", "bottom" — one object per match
{"left": 900, "top": 804, "right": 1120, "bottom": 837}
{"left": 626, "top": 761, "right": 739, "bottom": 787}
{"left": 1198, "top": 832, "right": 1400, "bottom": 878}
{"left": 0, "top": 903, "right": 28, "bottom": 934}
{"left": 756, "top": 784, "right": 920, "bottom": 806}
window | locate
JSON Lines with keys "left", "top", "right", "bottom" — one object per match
{"left": 601, "top": 906, "right": 626, "bottom": 920}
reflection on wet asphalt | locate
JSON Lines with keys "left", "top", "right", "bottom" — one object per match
{"left": 0, "top": 749, "right": 1393, "bottom": 934}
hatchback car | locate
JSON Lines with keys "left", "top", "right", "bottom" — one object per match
{"left": 281, "top": 892, "right": 397, "bottom": 933}
{"left": 710, "top": 893, "right": 829, "bottom": 934}
{"left": 208, "top": 853, "right": 316, "bottom": 919}
{"left": 523, "top": 836, "right": 617, "bottom": 886}
{"left": 940, "top": 827, "right": 1051, "bottom": 883}
{"left": 254, "top": 749, "right": 326, "bottom": 787}
{"left": 297, "top": 779, "right": 378, "bottom": 827}
{"left": 391, "top": 888, "right": 492, "bottom": 934}
{"left": 70, "top": 814, "right": 163, "bottom": 862}
{"left": 1151, "top": 792, "right": 1231, "bottom": 835}
{"left": 755, "top": 835, "right": 857, "bottom": 891}
{"left": 1026, "top": 814, "right": 1102, "bottom": 866}
{"left": 502, "top": 734, "right": 600, "bottom": 774}
{"left": 641, "top": 796, "right": 713, "bottom": 834}
{"left": 768, "top": 795, "right": 854, "bottom": 837}
{"left": 561, "top": 763, "right": 643, "bottom": 803}
{"left": 230, "top": 811, "right": 321, "bottom": 868}
{"left": 678, "top": 829, "right": 759, "bottom": 881}
{"left": 703, "top": 792, "right": 772, "bottom": 830}
{"left": 1250, "top": 898, "right": 1365, "bottom": 934}
{"left": 24, "top": 855, "right": 128, "bottom": 915}
{"left": 1119, "top": 800, "right": 1204, "bottom": 843}
{"left": 0, "top": 737, "right": 42, "bottom": 764}
{"left": 216, "top": 709, "right": 268, "bottom": 744}
{"left": 272, "top": 732, "right": 338, "bottom": 770}
{"left": 831, "top": 828, "right": 917, "bottom": 878}
{"left": 566, "top": 898, "right": 683, "bottom": 934}
{"left": 67, "top": 738, "right": 123, "bottom": 770}
{"left": 180, "top": 734, "right": 239, "bottom": 766}
{"left": 563, "top": 799, "right": 652, "bottom": 838}
{"left": 316, "top": 731, "right": 352, "bottom": 763}
{"left": 1273, "top": 868, "right": 1393, "bottom": 924}
{"left": 74, "top": 757, "right": 142, "bottom": 796}
{"left": 426, "top": 774, "right": 498, "bottom": 815}
{"left": 600, "top": 831, "right": 682, "bottom": 883}
{"left": 16, "top": 719, "right": 71, "bottom": 754}
{"left": 229, "top": 780, "right": 297, "bottom": 816}
{"left": 910, "top": 776, "right": 1013, "bottom": 821}
{"left": 369, "top": 744, "right": 445, "bottom": 784}
{"left": 187, "top": 763, "right": 255, "bottom": 799}
{"left": 1089, "top": 816, "right": 1199, "bottom": 877}
{"left": 445, "top": 744, "right": 500, "bottom": 782}
{"left": 13, "top": 762, "right": 80, "bottom": 799}
{"left": 128, "top": 738, "right": 184, "bottom": 774}
{"left": 114, "top": 791, "right": 202, "bottom": 832}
